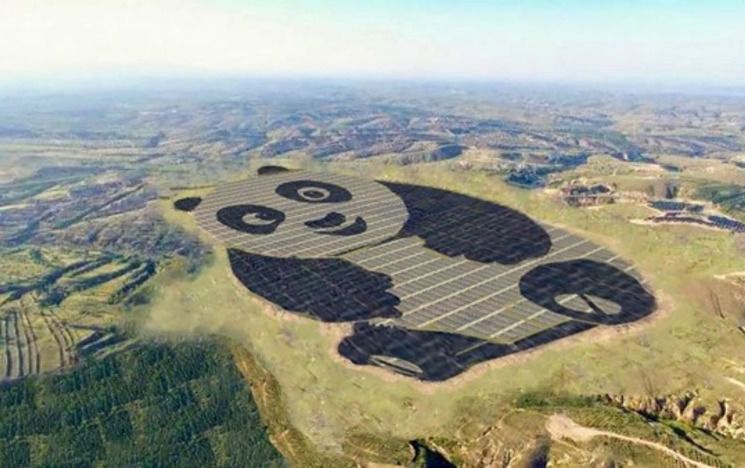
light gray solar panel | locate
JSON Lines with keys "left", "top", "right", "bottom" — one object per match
{"left": 194, "top": 169, "right": 652, "bottom": 356}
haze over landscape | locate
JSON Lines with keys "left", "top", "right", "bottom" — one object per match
{"left": 2, "top": 0, "right": 745, "bottom": 86}
{"left": 2, "top": 1, "right": 745, "bottom": 467}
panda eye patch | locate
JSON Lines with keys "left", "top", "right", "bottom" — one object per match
{"left": 276, "top": 180, "right": 352, "bottom": 203}
{"left": 217, "top": 204, "right": 285, "bottom": 235}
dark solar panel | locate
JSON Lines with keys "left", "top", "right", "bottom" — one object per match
{"left": 187, "top": 170, "right": 656, "bottom": 381}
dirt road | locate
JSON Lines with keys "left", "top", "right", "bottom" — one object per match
{"left": 546, "top": 414, "right": 714, "bottom": 468}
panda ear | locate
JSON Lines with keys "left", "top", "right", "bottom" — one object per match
{"left": 257, "top": 165, "right": 293, "bottom": 176}
{"left": 174, "top": 197, "right": 202, "bottom": 212}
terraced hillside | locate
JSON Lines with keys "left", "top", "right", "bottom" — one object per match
{"left": 0, "top": 165, "right": 206, "bottom": 381}
{"left": 0, "top": 250, "right": 151, "bottom": 380}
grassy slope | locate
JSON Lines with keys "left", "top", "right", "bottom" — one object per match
{"left": 143, "top": 162, "right": 745, "bottom": 463}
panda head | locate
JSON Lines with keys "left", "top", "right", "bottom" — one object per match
{"left": 179, "top": 167, "right": 408, "bottom": 258}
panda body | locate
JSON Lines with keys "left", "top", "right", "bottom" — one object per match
{"left": 184, "top": 169, "right": 655, "bottom": 381}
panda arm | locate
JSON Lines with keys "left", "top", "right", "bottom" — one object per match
{"left": 227, "top": 248, "right": 401, "bottom": 322}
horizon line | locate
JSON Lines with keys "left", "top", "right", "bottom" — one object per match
{"left": 2, "top": 70, "right": 745, "bottom": 100}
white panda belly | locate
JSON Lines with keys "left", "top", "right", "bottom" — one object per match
{"left": 341, "top": 222, "right": 642, "bottom": 344}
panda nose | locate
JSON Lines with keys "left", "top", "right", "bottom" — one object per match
{"left": 305, "top": 212, "right": 346, "bottom": 229}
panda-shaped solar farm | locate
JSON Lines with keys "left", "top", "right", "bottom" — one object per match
{"left": 176, "top": 167, "right": 655, "bottom": 381}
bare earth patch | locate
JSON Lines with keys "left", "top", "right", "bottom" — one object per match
{"left": 725, "top": 377, "right": 745, "bottom": 393}
{"left": 546, "top": 414, "right": 714, "bottom": 468}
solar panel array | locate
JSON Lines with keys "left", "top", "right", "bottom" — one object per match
{"left": 343, "top": 225, "right": 643, "bottom": 344}
{"left": 193, "top": 170, "right": 655, "bottom": 380}
{"left": 193, "top": 171, "right": 408, "bottom": 258}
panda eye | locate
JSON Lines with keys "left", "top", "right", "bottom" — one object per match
{"left": 216, "top": 204, "right": 285, "bottom": 235}
{"left": 298, "top": 187, "right": 330, "bottom": 201}
{"left": 276, "top": 180, "right": 352, "bottom": 203}
{"left": 244, "top": 211, "right": 277, "bottom": 224}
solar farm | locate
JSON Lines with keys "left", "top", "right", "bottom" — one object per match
{"left": 193, "top": 171, "right": 409, "bottom": 258}
{"left": 193, "top": 170, "right": 656, "bottom": 380}
{"left": 345, "top": 225, "right": 644, "bottom": 342}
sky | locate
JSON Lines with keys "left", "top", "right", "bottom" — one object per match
{"left": 1, "top": 0, "right": 745, "bottom": 87}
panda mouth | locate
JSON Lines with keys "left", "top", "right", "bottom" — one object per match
{"left": 305, "top": 212, "right": 367, "bottom": 236}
